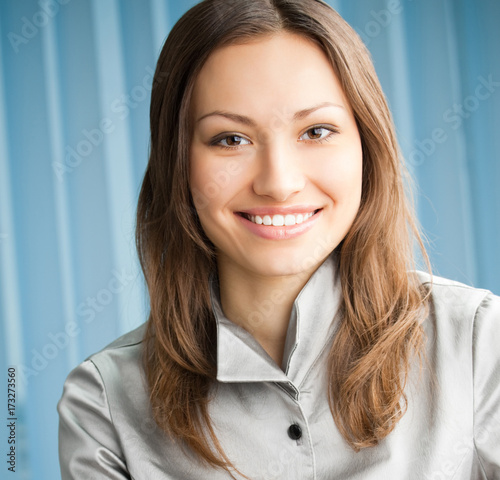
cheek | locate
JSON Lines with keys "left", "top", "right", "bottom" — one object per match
{"left": 313, "top": 144, "right": 363, "bottom": 205}
{"left": 189, "top": 149, "right": 247, "bottom": 217}
{"left": 189, "top": 161, "right": 211, "bottom": 214}
{"left": 190, "top": 147, "right": 223, "bottom": 214}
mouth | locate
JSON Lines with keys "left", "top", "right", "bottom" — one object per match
{"left": 236, "top": 209, "right": 322, "bottom": 226}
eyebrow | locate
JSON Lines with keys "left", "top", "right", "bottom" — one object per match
{"left": 196, "top": 101, "right": 345, "bottom": 126}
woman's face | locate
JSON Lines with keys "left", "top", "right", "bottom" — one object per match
{"left": 189, "top": 32, "right": 363, "bottom": 279}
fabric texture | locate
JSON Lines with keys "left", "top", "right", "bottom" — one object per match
{"left": 57, "top": 254, "right": 500, "bottom": 479}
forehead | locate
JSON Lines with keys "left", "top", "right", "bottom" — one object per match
{"left": 191, "top": 32, "right": 350, "bottom": 120}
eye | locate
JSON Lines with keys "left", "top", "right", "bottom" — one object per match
{"left": 214, "top": 135, "right": 251, "bottom": 149}
{"left": 299, "top": 126, "right": 337, "bottom": 142}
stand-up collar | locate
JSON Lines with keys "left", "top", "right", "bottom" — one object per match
{"left": 210, "top": 252, "right": 342, "bottom": 388}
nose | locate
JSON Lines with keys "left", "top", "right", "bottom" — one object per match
{"left": 252, "top": 140, "right": 306, "bottom": 202}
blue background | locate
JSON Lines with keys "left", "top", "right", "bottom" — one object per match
{"left": 0, "top": 0, "right": 499, "bottom": 478}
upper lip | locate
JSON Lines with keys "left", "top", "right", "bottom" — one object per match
{"left": 237, "top": 206, "right": 322, "bottom": 216}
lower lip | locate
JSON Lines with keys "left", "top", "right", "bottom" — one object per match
{"left": 235, "top": 210, "right": 322, "bottom": 240}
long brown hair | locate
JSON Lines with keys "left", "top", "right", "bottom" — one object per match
{"left": 136, "top": 0, "right": 430, "bottom": 473}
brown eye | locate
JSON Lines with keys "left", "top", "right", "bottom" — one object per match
{"left": 226, "top": 135, "right": 243, "bottom": 146}
{"left": 307, "top": 127, "right": 323, "bottom": 139}
{"left": 215, "top": 135, "right": 251, "bottom": 148}
{"left": 299, "top": 126, "right": 336, "bottom": 142}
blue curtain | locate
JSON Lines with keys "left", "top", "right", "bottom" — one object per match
{"left": 0, "top": 0, "right": 498, "bottom": 478}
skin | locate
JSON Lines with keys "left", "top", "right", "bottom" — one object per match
{"left": 189, "top": 32, "right": 363, "bottom": 366}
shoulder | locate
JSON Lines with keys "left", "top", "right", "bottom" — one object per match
{"left": 412, "top": 271, "right": 499, "bottom": 357}
{"left": 59, "top": 323, "right": 149, "bottom": 420}
{"left": 414, "top": 270, "right": 496, "bottom": 321}
{"left": 415, "top": 270, "right": 491, "bottom": 299}
{"left": 414, "top": 273, "right": 500, "bottom": 466}
{"left": 58, "top": 324, "right": 149, "bottom": 478}
{"left": 86, "top": 322, "right": 148, "bottom": 406}
{"left": 86, "top": 322, "right": 146, "bottom": 369}
{"left": 413, "top": 271, "right": 500, "bottom": 365}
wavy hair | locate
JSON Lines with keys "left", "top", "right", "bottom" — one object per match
{"left": 136, "top": 0, "right": 431, "bottom": 474}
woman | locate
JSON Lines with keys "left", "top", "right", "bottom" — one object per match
{"left": 58, "top": 0, "right": 500, "bottom": 478}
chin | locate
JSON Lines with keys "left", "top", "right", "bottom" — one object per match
{"left": 246, "top": 246, "right": 330, "bottom": 279}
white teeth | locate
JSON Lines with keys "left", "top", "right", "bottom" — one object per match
{"left": 246, "top": 211, "right": 316, "bottom": 226}
{"left": 272, "top": 215, "right": 284, "bottom": 226}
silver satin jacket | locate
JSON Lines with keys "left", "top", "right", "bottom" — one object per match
{"left": 57, "top": 255, "right": 500, "bottom": 479}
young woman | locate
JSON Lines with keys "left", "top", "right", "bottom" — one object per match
{"left": 58, "top": 0, "right": 500, "bottom": 478}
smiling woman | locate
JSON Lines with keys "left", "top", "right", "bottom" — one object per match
{"left": 57, "top": 0, "right": 500, "bottom": 479}
{"left": 189, "top": 33, "right": 363, "bottom": 365}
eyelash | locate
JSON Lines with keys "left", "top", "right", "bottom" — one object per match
{"left": 210, "top": 125, "right": 339, "bottom": 151}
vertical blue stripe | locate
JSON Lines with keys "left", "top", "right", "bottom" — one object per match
{"left": 0, "top": 1, "right": 499, "bottom": 478}
{"left": 90, "top": 0, "right": 143, "bottom": 334}
{"left": 41, "top": 12, "right": 80, "bottom": 368}
{"left": 442, "top": 0, "right": 477, "bottom": 284}
{"left": 0, "top": 5, "right": 25, "bottom": 374}
{"left": 150, "top": 0, "right": 171, "bottom": 55}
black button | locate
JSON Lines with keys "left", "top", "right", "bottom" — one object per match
{"left": 288, "top": 423, "right": 302, "bottom": 440}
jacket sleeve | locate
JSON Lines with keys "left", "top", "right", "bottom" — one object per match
{"left": 57, "top": 359, "right": 131, "bottom": 479}
{"left": 473, "top": 292, "right": 500, "bottom": 477}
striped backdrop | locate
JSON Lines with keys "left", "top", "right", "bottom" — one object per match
{"left": 0, "top": 0, "right": 498, "bottom": 478}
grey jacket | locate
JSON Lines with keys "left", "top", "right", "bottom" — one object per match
{"left": 57, "top": 255, "right": 500, "bottom": 479}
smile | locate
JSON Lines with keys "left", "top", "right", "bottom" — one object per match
{"left": 240, "top": 211, "right": 318, "bottom": 226}
{"left": 235, "top": 208, "right": 322, "bottom": 240}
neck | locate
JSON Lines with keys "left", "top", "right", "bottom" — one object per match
{"left": 217, "top": 258, "right": 316, "bottom": 366}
